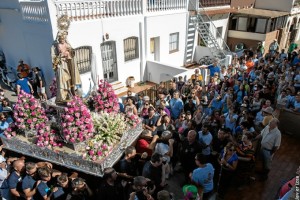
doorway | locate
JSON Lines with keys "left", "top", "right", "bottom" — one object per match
{"left": 150, "top": 37, "right": 160, "bottom": 61}
{"left": 100, "top": 41, "right": 118, "bottom": 83}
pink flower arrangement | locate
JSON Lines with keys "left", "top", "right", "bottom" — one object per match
{"left": 83, "top": 140, "right": 112, "bottom": 161}
{"left": 93, "top": 79, "right": 119, "bottom": 113}
{"left": 61, "top": 96, "right": 94, "bottom": 143}
{"left": 4, "top": 124, "right": 17, "bottom": 139}
{"left": 13, "top": 91, "right": 48, "bottom": 131}
{"left": 125, "top": 112, "right": 141, "bottom": 129}
{"left": 49, "top": 77, "right": 57, "bottom": 98}
{"left": 36, "top": 127, "right": 63, "bottom": 149}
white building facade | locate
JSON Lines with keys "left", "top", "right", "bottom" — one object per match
{"left": 0, "top": 0, "right": 189, "bottom": 94}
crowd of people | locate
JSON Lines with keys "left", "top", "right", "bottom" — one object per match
{"left": 0, "top": 43, "right": 299, "bottom": 200}
{"left": 116, "top": 45, "right": 299, "bottom": 199}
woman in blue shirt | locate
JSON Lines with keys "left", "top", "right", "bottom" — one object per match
{"left": 217, "top": 142, "right": 238, "bottom": 199}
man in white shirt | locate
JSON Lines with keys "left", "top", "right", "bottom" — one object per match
{"left": 256, "top": 118, "right": 281, "bottom": 180}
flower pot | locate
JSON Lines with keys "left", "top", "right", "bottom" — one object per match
{"left": 126, "top": 76, "right": 135, "bottom": 88}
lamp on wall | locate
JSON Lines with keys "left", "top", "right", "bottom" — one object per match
{"left": 102, "top": 33, "right": 110, "bottom": 42}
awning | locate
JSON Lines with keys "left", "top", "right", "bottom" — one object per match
{"left": 234, "top": 8, "right": 289, "bottom": 18}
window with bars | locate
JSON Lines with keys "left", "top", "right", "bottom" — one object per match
{"left": 216, "top": 26, "right": 223, "bottom": 38}
{"left": 124, "top": 37, "right": 139, "bottom": 61}
{"left": 74, "top": 46, "right": 92, "bottom": 74}
{"left": 169, "top": 32, "right": 179, "bottom": 53}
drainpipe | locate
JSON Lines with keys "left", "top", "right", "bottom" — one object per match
{"left": 140, "top": 0, "right": 147, "bottom": 82}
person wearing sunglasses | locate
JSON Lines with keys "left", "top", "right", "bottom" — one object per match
{"left": 217, "top": 142, "right": 238, "bottom": 199}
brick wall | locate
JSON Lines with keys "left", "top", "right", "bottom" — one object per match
{"left": 231, "top": 0, "right": 256, "bottom": 8}
{"left": 227, "top": 30, "right": 282, "bottom": 53}
{"left": 227, "top": 37, "right": 261, "bottom": 51}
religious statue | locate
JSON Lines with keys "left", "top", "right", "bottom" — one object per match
{"left": 51, "top": 15, "right": 81, "bottom": 103}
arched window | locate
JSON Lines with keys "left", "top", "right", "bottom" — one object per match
{"left": 123, "top": 37, "right": 139, "bottom": 61}
{"left": 74, "top": 46, "right": 92, "bottom": 74}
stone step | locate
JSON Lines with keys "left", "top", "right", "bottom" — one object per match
{"left": 111, "top": 81, "right": 125, "bottom": 90}
{"left": 114, "top": 87, "right": 128, "bottom": 96}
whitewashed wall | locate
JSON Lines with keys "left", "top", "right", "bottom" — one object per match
{"left": 0, "top": 0, "right": 188, "bottom": 95}
{"left": 145, "top": 12, "right": 187, "bottom": 66}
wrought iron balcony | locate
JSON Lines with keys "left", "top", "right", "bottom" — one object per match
{"left": 200, "top": 0, "right": 231, "bottom": 7}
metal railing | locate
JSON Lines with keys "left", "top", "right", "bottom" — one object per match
{"left": 199, "top": 0, "right": 231, "bottom": 7}
{"left": 54, "top": 0, "right": 187, "bottom": 21}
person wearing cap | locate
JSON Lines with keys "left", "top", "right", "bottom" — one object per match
{"left": 17, "top": 59, "right": 31, "bottom": 78}
{"left": 261, "top": 107, "right": 274, "bottom": 127}
{"left": 33, "top": 67, "right": 47, "bottom": 100}
{"left": 182, "top": 184, "right": 198, "bottom": 200}
{"left": 0, "top": 155, "right": 8, "bottom": 188}
{"left": 255, "top": 118, "right": 281, "bottom": 180}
